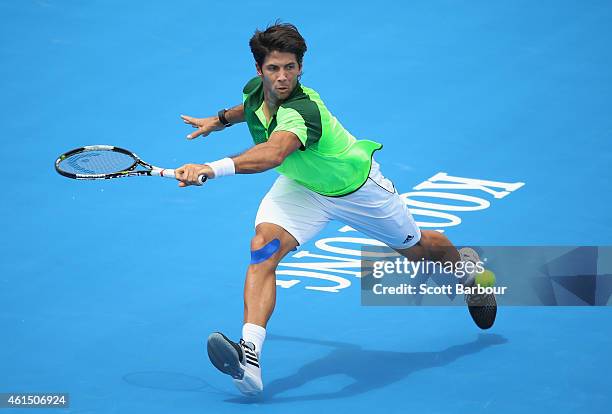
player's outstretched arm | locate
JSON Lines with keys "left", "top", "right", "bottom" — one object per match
{"left": 181, "top": 104, "right": 245, "bottom": 140}
{"left": 233, "top": 131, "right": 301, "bottom": 173}
{"left": 174, "top": 131, "right": 301, "bottom": 187}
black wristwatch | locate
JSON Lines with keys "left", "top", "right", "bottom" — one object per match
{"left": 218, "top": 108, "right": 232, "bottom": 127}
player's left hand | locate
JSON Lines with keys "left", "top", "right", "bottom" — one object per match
{"left": 180, "top": 114, "right": 225, "bottom": 140}
{"left": 175, "top": 164, "right": 215, "bottom": 187}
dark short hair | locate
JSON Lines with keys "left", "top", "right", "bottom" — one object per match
{"left": 249, "top": 22, "right": 307, "bottom": 68}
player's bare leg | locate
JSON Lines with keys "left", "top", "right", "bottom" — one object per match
{"left": 394, "top": 230, "right": 497, "bottom": 329}
{"left": 243, "top": 223, "right": 299, "bottom": 327}
{"left": 207, "top": 222, "right": 298, "bottom": 396}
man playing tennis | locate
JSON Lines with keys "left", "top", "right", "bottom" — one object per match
{"left": 175, "top": 23, "right": 495, "bottom": 396}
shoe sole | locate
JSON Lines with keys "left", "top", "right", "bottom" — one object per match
{"left": 207, "top": 333, "right": 244, "bottom": 380}
{"left": 460, "top": 248, "right": 497, "bottom": 330}
{"left": 468, "top": 293, "right": 497, "bottom": 330}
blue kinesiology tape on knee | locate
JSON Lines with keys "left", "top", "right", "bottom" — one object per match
{"left": 250, "top": 238, "right": 281, "bottom": 264}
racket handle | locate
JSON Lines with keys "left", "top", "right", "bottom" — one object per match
{"left": 152, "top": 168, "right": 207, "bottom": 184}
{"left": 152, "top": 168, "right": 176, "bottom": 178}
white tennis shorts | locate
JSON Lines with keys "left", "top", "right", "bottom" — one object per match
{"left": 255, "top": 160, "right": 421, "bottom": 249}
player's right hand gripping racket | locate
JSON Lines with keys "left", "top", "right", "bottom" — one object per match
{"left": 55, "top": 145, "right": 206, "bottom": 183}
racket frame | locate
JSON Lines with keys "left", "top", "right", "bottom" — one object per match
{"left": 55, "top": 145, "right": 176, "bottom": 180}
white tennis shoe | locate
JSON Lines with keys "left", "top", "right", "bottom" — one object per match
{"left": 458, "top": 247, "right": 480, "bottom": 287}
{"left": 459, "top": 247, "right": 497, "bottom": 329}
{"left": 207, "top": 332, "right": 263, "bottom": 396}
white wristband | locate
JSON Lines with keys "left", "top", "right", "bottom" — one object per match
{"left": 206, "top": 157, "right": 235, "bottom": 178}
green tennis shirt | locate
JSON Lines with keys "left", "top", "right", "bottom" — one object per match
{"left": 242, "top": 77, "right": 382, "bottom": 197}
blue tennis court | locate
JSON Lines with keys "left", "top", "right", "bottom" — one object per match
{"left": 1, "top": 1, "right": 611, "bottom": 412}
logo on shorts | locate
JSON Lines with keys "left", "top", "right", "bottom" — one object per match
{"left": 403, "top": 234, "right": 414, "bottom": 244}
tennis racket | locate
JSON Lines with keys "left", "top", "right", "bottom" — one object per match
{"left": 55, "top": 145, "right": 206, "bottom": 183}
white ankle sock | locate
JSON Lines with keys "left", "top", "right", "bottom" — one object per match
{"left": 242, "top": 323, "right": 266, "bottom": 354}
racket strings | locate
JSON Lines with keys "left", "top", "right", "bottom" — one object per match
{"left": 58, "top": 150, "right": 136, "bottom": 175}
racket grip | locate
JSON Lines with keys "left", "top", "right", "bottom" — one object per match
{"left": 153, "top": 168, "right": 175, "bottom": 179}
{"left": 152, "top": 168, "right": 207, "bottom": 184}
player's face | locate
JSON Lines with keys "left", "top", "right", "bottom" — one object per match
{"left": 257, "top": 51, "right": 302, "bottom": 101}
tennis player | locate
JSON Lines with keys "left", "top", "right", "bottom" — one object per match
{"left": 175, "top": 23, "right": 496, "bottom": 396}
